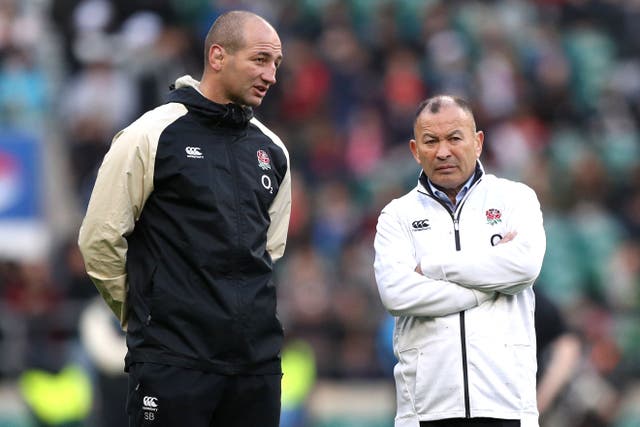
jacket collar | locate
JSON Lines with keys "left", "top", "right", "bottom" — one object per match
{"left": 167, "top": 75, "right": 253, "bottom": 128}
{"left": 419, "top": 160, "right": 485, "bottom": 196}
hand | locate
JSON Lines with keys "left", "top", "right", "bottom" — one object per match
{"left": 498, "top": 231, "right": 517, "bottom": 244}
{"left": 415, "top": 264, "right": 422, "bottom": 275}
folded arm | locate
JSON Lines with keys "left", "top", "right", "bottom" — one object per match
{"left": 374, "top": 207, "right": 495, "bottom": 318}
{"left": 419, "top": 184, "right": 546, "bottom": 295}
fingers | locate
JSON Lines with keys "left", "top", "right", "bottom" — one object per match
{"left": 498, "top": 231, "right": 518, "bottom": 244}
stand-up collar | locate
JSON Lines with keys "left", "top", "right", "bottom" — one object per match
{"left": 419, "top": 160, "right": 485, "bottom": 196}
{"left": 167, "top": 75, "right": 253, "bottom": 128}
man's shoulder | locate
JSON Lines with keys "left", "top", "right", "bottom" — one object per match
{"left": 483, "top": 173, "right": 529, "bottom": 188}
{"left": 250, "top": 117, "right": 285, "bottom": 143}
{"left": 116, "top": 102, "right": 189, "bottom": 143}
{"left": 481, "top": 174, "right": 538, "bottom": 200}
{"left": 130, "top": 102, "right": 188, "bottom": 130}
{"left": 249, "top": 117, "right": 288, "bottom": 157}
{"left": 381, "top": 186, "right": 422, "bottom": 213}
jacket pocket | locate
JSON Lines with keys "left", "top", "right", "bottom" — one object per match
{"left": 127, "top": 259, "right": 157, "bottom": 331}
{"left": 395, "top": 348, "right": 419, "bottom": 417}
{"left": 511, "top": 343, "right": 536, "bottom": 408}
{"left": 397, "top": 345, "right": 463, "bottom": 416}
{"left": 142, "top": 263, "right": 158, "bottom": 325}
{"left": 468, "top": 339, "right": 523, "bottom": 411}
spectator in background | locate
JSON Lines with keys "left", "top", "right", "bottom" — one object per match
{"left": 534, "top": 288, "right": 582, "bottom": 419}
{"left": 79, "top": 297, "right": 127, "bottom": 427}
{"left": 78, "top": 10, "right": 290, "bottom": 427}
{"left": 374, "top": 95, "right": 546, "bottom": 426}
{"left": 3, "top": 1, "right": 640, "bottom": 426}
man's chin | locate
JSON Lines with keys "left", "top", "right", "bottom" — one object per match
{"left": 431, "top": 177, "right": 460, "bottom": 190}
{"left": 244, "top": 97, "right": 263, "bottom": 108}
{"left": 230, "top": 94, "right": 262, "bottom": 108}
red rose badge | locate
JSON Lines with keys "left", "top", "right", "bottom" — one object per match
{"left": 486, "top": 208, "right": 502, "bottom": 225}
{"left": 257, "top": 150, "right": 271, "bottom": 170}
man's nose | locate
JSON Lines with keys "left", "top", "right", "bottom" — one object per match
{"left": 263, "top": 65, "right": 277, "bottom": 85}
{"left": 436, "top": 143, "right": 451, "bottom": 159}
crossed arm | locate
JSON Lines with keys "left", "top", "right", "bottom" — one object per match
{"left": 374, "top": 187, "right": 545, "bottom": 318}
{"left": 374, "top": 208, "right": 495, "bottom": 318}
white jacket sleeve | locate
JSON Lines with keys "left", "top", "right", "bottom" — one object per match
{"left": 78, "top": 126, "right": 156, "bottom": 328}
{"left": 374, "top": 205, "right": 494, "bottom": 317}
{"left": 420, "top": 184, "right": 546, "bottom": 295}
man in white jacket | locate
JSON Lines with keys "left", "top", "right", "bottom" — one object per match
{"left": 374, "top": 95, "right": 546, "bottom": 427}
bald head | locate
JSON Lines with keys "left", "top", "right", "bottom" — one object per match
{"left": 204, "top": 11, "right": 272, "bottom": 63}
{"left": 200, "top": 10, "right": 281, "bottom": 107}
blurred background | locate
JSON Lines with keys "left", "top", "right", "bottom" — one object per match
{"left": 1, "top": 0, "right": 639, "bottom": 426}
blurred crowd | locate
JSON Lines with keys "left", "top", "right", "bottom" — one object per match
{"left": 1, "top": 0, "right": 640, "bottom": 426}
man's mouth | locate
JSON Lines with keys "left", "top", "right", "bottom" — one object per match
{"left": 253, "top": 85, "right": 268, "bottom": 96}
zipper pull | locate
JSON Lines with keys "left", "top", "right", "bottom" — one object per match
{"left": 454, "top": 218, "right": 461, "bottom": 251}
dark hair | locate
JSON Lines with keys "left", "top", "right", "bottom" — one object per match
{"left": 414, "top": 95, "right": 476, "bottom": 128}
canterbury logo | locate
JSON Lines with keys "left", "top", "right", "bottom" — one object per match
{"left": 185, "top": 146, "right": 204, "bottom": 159}
{"left": 411, "top": 219, "right": 430, "bottom": 230}
{"left": 143, "top": 396, "right": 158, "bottom": 408}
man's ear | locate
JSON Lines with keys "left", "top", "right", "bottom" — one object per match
{"left": 208, "top": 44, "right": 225, "bottom": 71}
{"left": 475, "top": 130, "right": 484, "bottom": 158}
{"left": 409, "top": 139, "right": 420, "bottom": 164}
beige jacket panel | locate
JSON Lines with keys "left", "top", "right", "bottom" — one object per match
{"left": 78, "top": 103, "right": 188, "bottom": 328}
{"left": 251, "top": 117, "right": 291, "bottom": 262}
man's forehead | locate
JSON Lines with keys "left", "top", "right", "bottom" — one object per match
{"left": 243, "top": 34, "right": 282, "bottom": 56}
{"left": 249, "top": 41, "right": 282, "bottom": 52}
{"left": 414, "top": 114, "right": 474, "bottom": 138}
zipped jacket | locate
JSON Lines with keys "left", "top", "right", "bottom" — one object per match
{"left": 79, "top": 75, "right": 291, "bottom": 375}
{"left": 374, "top": 163, "right": 546, "bottom": 427}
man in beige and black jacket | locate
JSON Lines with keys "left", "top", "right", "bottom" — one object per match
{"left": 79, "top": 10, "right": 290, "bottom": 427}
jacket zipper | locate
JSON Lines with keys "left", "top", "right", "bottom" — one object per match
{"left": 453, "top": 215, "right": 470, "bottom": 418}
{"left": 225, "top": 137, "right": 242, "bottom": 277}
{"left": 424, "top": 194, "right": 472, "bottom": 418}
{"left": 420, "top": 175, "right": 483, "bottom": 418}
{"left": 225, "top": 135, "right": 244, "bottom": 360}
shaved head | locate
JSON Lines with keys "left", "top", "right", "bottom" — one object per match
{"left": 200, "top": 10, "right": 281, "bottom": 107}
{"left": 204, "top": 11, "right": 270, "bottom": 62}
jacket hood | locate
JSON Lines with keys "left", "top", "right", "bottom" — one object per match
{"left": 167, "top": 75, "right": 253, "bottom": 128}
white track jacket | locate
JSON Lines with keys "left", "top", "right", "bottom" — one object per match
{"left": 374, "top": 165, "right": 546, "bottom": 427}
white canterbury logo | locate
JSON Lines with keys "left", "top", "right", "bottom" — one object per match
{"left": 185, "top": 146, "right": 204, "bottom": 159}
{"left": 143, "top": 396, "right": 158, "bottom": 411}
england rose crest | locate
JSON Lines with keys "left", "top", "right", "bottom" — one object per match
{"left": 486, "top": 208, "right": 502, "bottom": 225}
{"left": 257, "top": 150, "right": 271, "bottom": 170}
